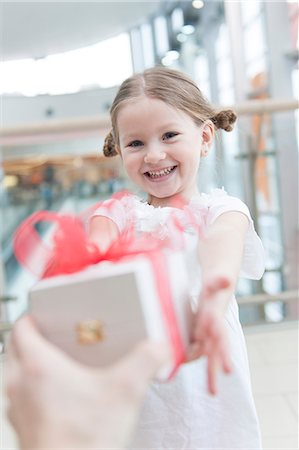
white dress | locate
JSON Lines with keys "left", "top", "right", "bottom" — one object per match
{"left": 92, "top": 189, "right": 265, "bottom": 449}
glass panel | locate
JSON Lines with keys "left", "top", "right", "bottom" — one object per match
{"left": 198, "top": 142, "right": 218, "bottom": 192}
{"left": 241, "top": 1, "right": 262, "bottom": 25}
{"left": 221, "top": 125, "right": 245, "bottom": 198}
{"left": 217, "top": 58, "right": 233, "bottom": 89}
{"left": 255, "top": 155, "right": 280, "bottom": 213}
{"left": 171, "top": 8, "right": 184, "bottom": 33}
{"left": 287, "top": 1, "right": 299, "bottom": 51}
{"left": 245, "top": 55, "right": 267, "bottom": 80}
{"left": 264, "top": 301, "right": 284, "bottom": 322}
{"left": 154, "top": 16, "right": 169, "bottom": 56}
{"left": 222, "top": 122, "right": 240, "bottom": 158}
{"left": 258, "top": 215, "right": 283, "bottom": 270}
{"left": 244, "top": 16, "right": 266, "bottom": 63}
{"left": 141, "top": 23, "right": 155, "bottom": 69}
{"left": 194, "top": 53, "right": 211, "bottom": 100}
{"left": 218, "top": 85, "right": 234, "bottom": 105}
{"left": 215, "top": 23, "right": 230, "bottom": 60}
{"left": 262, "top": 271, "right": 283, "bottom": 295}
{"left": 237, "top": 278, "right": 253, "bottom": 296}
{"left": 292, "top": 69, "right": 299, "bottom": 147}
{"left": 130, "top": 28, "right": 144, "bottom": 72}
{"left": 239, "top": 303, "right": 265, "bottom": 325}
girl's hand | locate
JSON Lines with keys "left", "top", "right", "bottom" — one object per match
{"left": 187, "top": 275, "right": 233, "bottom": 395}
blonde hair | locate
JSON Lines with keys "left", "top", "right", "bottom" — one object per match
{"left": 103, "top": 67, "right": 237, "bottom": 157}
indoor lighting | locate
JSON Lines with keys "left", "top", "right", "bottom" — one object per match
{"left": 177, "top": 33, "right": 188, "bottom": 43}
{"left": 3, "top": 175, "right": 18, "bottom": 188}
{"left": 181, "top": 25, "right": 195, "bottom": 35}
{"left": 192, "top": 0, "right": 204, "bottom": 9}
{"left": 161, "top": 50, "right": 180, "bottom": 66}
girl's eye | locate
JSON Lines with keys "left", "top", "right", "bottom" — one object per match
{"left": 163, "top": 131, "right": 178, "bottom": 140}
{"left": 128, "top": 140, "right": 143, "bottom": 148}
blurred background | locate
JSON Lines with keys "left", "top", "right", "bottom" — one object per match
{"left": 0, "top": 1, "right": 298, "bottom": 448}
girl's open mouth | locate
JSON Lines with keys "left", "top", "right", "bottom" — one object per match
{"left": 144, "top": 165, "right": 177, "bottom": 180}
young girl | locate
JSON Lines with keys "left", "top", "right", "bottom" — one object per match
{"left": 89, "top": 67, "right": 265, "bottom": 449}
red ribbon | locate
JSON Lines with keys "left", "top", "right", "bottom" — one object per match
{"left": 13, "top": 193, "right": 203, "bottom": 377}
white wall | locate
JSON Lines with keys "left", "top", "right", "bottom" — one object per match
{"left": 1, "top": 86, "right": 118, "bottom": 126}
{"left": 1, "top": 87, "right": 119, "bottom": 159}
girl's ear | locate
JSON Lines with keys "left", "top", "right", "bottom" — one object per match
{"left": 202, "top": 120, "right": 214, "bottom": 146}
{"left": 200, "top": 120, "right": 214, "bottom": 156}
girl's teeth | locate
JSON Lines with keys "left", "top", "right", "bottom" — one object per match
{"left": 148, "top": 167, "right": 175, "bottom": 178}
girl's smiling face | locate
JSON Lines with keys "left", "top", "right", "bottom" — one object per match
{"left": 117, "top": 96, "right": 214, "bottom": 207}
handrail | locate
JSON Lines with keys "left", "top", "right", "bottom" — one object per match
{"left": 237, "top": 289, "right": 299, "bottom": 305}
{"left": 233, "top": 98, "right": 298, "bottom": 115}
{"left": 0, "top": 114, "right": 110, "bottom": 137}
{"left": 0, "top": 98, "right": 298, "bottom": 146}
{"left": 1, "top": 290, "right": 297, "bottom": 333}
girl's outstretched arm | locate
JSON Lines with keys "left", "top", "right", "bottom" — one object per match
{"left": 188, "top": 211, "right": 249, "bottom": 395}
{"left": 199, "top": 211, "right": 249, "bottom": 299}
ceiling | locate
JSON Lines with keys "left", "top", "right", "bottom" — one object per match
{"left": 0, "top": 1, "right": 167, "bottom": 61}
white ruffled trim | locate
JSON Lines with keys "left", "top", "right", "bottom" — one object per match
{"left": 90, "top": 189, "right": 265, "bottom": 280}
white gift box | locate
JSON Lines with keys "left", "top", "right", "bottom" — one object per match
{"left": 29, "top": 251, "right": 192, "bottom": 380}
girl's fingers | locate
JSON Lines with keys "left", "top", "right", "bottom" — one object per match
{"left": 187, "top": 342, "right": 203, "bottom": 361}
{"left": 191, "top": 310, "right": 233, "bottom": 389}
{"left": 216, "top": 329, "right": 232, "bottom": 374}
{"left": 207, "top": 354, "right": 218, "bottom": 395}
{"left": 207, "top": 349, "right": 232, "bottom": 396}
{"left": 221, "top": 344, "right": 232, "bottom": 374}
{"left": 206, "top": 331, "right": 233, "bottom": 394}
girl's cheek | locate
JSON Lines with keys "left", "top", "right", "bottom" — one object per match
{"left": 122, "top": 158, "right": 136, "bottom": 173}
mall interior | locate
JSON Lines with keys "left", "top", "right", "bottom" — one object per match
{"left": 0, "top": 1, "right": 298, "bottom": 448}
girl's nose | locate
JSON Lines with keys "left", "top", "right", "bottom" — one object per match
{"left": 144, "top": 147, "right": 166, "bottom": 164}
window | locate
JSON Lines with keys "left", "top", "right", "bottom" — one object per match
{"left": 154, "top": 16, "right": 169, "bottom": 56}
{"left": 141, "top": 23, "right": 155, "bottom": 68}
{"left": 0, "top": 33, "right": 133, "bottom": 96}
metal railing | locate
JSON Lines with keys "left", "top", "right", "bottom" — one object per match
{"left": 236, "top": 289, "right": 299, "bottom": 305}
{"left": 0, "top": 98, "right": 298, "bottom": 146}
{"left": 0, "top": 289, "right": 298, "bottom": 340}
